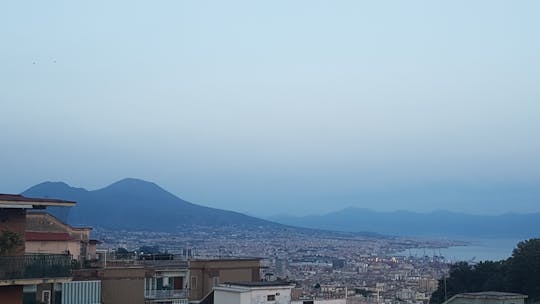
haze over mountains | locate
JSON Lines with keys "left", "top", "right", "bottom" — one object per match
{"left": 21, "top": 178, "right": 540, "bottom": 238}
{"left": 267, "top": 208, "right": 540, "bottom": 238}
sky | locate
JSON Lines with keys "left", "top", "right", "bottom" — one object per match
{"left": 1, "top": 1, "right": 539, "bottom": 216}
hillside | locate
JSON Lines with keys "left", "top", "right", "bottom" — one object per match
{"left": 22, "top": 178, "right": 277, "bottom": 231}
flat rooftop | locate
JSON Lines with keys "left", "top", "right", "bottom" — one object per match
{"left": 191, "top": 257, "right": 263, "bottom": 262}
{"left": 222, "top": 281, "right": 294, "bottom": 287}
{"left": 0, "top": 194, "right": 76, "bottom": 208}
{"left": 455, "top": 292, "right": 527, "bottom": 300}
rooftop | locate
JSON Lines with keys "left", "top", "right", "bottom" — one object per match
{"left": 25, "top": 232, "right": 72, "bottom": 242}
{"left": 222, "top": 281, "right": 294, "bottom": 287}
{"left": 453, "top": 292, "right": 527, "bottom": 300}
{"left": 0, "top": 194, "right": 76, "bottom": 208}
{"left": 191, "top": 257, "right": 263, "bottom": 262}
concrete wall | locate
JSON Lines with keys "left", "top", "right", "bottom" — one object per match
{"left": 214, "top": 286, "right": 293, "bottom": 304}
{"left": 26, "top": 240, "right": 81, "bottom": 259}
{"left": 101, "top": 268, "right": 145, "bottom": 304}
{"left": 214, "top": 289, "right": 242, "bottom": 304}
{"left": 73, "top": 267, "right": 146, "bottom": 304}
{"left": 249, "top": 287, "right": 292, "bottom": 304}
{"left": 102, "top": 279, "right": 144, "bottom": 304}
{"left": 189, "top": 259, "right": 262, "bottom": 301}
{"left": 0, "top": 286, "right": 23, "bottom": 304}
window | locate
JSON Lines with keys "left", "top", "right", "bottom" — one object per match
{"left": 191, "top": 276, "right": 197, "bottom": 289}
{"left": 267, "top": 294, "right": 276, "bottom": 301}
{"left": 42, "top": 290, "right": 51, "bottom": 304}
{"left": 23, "top": 285, "right": 37, "bottom": 293}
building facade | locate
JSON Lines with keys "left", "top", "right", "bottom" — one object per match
{"left": 0, "top": 194, "right": 75, "bottom": 304}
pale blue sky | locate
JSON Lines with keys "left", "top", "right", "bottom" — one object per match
{"left": 1, "top": 1, "right": 539, "bottom": 215}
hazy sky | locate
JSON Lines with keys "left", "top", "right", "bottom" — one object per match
{"left": 1, "top": 1, "right": 539, "bottom": 216}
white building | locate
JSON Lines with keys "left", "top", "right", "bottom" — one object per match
{"left": 292, "top": 299, "right": 346, "bottom": 304}
{"left": 213, "top": 282, "right": 295, "bottom": 304}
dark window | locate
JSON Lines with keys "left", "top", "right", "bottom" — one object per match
{"left": 267, "top": 295, "right": 276, "bottom": 301}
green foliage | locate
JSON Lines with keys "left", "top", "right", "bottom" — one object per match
{"left": 114, "top": 247, "right": 135, "bottom": 259}
{"left": 71, "top": 259, "right": 81, "bottom": 270}
{"left": 0, "top": 230, "right": 23, "bottom": 255}
{"left": 507, "top": 239, "right": 540, "bottom": 301}
{"left": 430, "top": 238, "right": 540, "bottom": 304}
{"left": 138, "top": 245, "right": 160, "bottom": 254}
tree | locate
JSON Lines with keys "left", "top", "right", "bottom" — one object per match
{"left": 138, "top": 245, "right": 160, "bottom": 254}
{"left": 115, "top": 247, "right": 132, "bottom": 259}
{"left": 0, "top": 230, "right": 23, "bottom": 255}
{"left": 507, "top": 239, "right": 540, "bottom": 301}
{"left": 430, "top": 238, "right": 540, "bottom": 304}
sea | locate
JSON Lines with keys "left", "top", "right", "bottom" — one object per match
{"left": 397, "top": 237, "right": 531, "bottom": 263}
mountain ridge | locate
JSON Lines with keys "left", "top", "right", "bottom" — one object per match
{"left": 266, "top": 207, "right": 540, "bottom": 238}
{"left": 22, "top": 179, "right": 540, "bottom": 238}
{"left": 22, "top": 178, "right": 278, "bottom": 231}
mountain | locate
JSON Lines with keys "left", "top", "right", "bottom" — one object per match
{"left": 22, "top": 178, "right": 277, "bottom": 231}
{"left": 267, "top": 207, "right": 540, "bottom": 238}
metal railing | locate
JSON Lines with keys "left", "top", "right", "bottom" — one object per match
{"left": 97, "top": 252, "right": 189, "bottom": 268}
{"left": 144, "top": 289, "right": 189, "bottom": 299}
{"left": 0, "top": 254, "right": 71, "bottom": 280}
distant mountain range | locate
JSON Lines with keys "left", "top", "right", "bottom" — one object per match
{"left": 22, "top": 178, "right": 278, "bottom": 231}
{"left": 266, "top": 208, "right": 540, "bottom": 238}
{"left": 21, "top": 178, "right": 540, "bottom": 238}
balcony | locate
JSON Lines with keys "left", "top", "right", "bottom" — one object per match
{"left": 0, "top": 254, "right": 71, "bottom": 281}
{"left": 144, "top": 289, "right": 189, "bottom": 300}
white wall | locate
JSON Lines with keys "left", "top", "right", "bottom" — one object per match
{"left": 249, "top": 287, "right": 292, "bottom": 304}
{"left": 292, "top": 299, "right": 346, "bottom": 304}
{"left": 214, "top": 289, "right": 242, "bottom": 304}
{"left": 214, "top": 286, "right": 293, "bottom": 304}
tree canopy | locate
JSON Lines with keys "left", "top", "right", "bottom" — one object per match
{"left": 431, "top": 238, "right": 540, "bottom": 304}
{"left": 0, "top": 230, "right": 23, "bottom": 255}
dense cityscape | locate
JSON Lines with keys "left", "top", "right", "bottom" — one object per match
{"left": 94, "top": 225, "right": 462, "bottom": 303}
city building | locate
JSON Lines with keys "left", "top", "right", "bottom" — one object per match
{"left": 442, "top": 292, "right": 528, "bottom": 304}
{"left": 74, "top": 266, "right": 146, "bottom": 304}
{"left": 213, "top": 281, "right": 295, "bottom": 304}
{"left": 25, "top": 212, "right": 100, "bottom": 263}
{"left": 189, "top": 258, "right": 265, "bottom": 303}
{"left": 0, "top": 194, "right": 75, "bottom": 304}
{"left": 143, "top": 256, "right": 190, "bottom": 304}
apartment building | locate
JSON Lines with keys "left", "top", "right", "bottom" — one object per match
{"left": 189, "top": 258, "right": 264, "bottom": 303}
{"left": 25, "top": 212, "right": 100, "bottom": 263}
{"left": 0, "top": 194, "right": 75, "bottom": 304}
{"left": 213, "top": 281, "right": 295, "bottom": 304}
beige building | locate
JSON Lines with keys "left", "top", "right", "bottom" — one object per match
{"left": 189, "top": 258, "right": 264, "bottom": 302}
{"left": 25, "top": 212, "right": 99, "bottom": 262}
{"left": 0, "top": 194, "right": 75, "bottom": 304}
{"left": 74, "top": 266, "right": 146, "bottom": 304}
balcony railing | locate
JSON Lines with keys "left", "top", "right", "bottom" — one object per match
{"left": 144, "top": 289, "right": 189, "bottom": 299}
{"left": 0, "top": 254, "right": 71, "bottom": 280}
